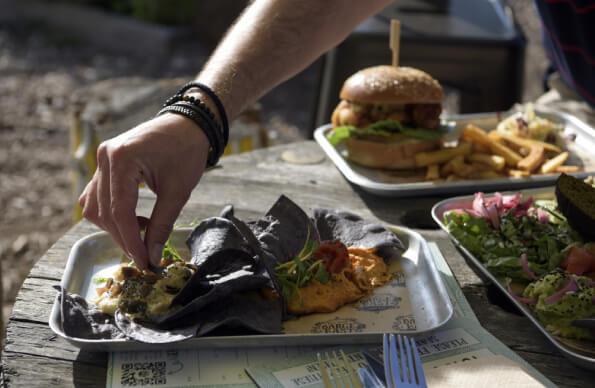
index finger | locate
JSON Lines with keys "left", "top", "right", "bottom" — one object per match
{"left": 110, "top": 163, "right": 149, "bottom": 268}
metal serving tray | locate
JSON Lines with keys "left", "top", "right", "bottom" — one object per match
{"left": 432, "top": 189, "right": 595, "bottom": 370}
{"left": 314, "top": 109, "right": 595, "bottom": 197}
{"left": 49, "top": 226, "right": 453, "bottom": 351}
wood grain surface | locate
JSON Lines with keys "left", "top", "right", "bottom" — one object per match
{"left": 2, "top": 141, "right": 593, "bottom": 387}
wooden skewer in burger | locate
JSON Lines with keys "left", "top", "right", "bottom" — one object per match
{"left": 329, "top": 19, "right": 444, "bottom": 170}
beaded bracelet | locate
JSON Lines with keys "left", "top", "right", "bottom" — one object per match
{"left": 164, "top": 81, "right": 230, "bottom": 146}
{"left": 176, "top": 100, "right": 225, "bottom": 154}
{"left": 156, "top": 103, "right": 220, "bottom": 167}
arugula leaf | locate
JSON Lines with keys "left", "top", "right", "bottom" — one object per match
{"left": 274, "top": 225, "right": 329, "bottom": 301}
{"left": 444, "top": 206, "right": 581, "bottom": 283}
{"left": 162, "top": 238, "right": 183, "bottom": 262}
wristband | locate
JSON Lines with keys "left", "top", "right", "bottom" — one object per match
{"left": 156, "top": 103, "right": 220, "bottom": 167}
{"left": 165, "top": 81, "right": 230, "bottom": 146}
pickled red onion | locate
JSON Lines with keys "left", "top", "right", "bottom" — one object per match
{"left": 520, "top": 254, "right": 537, "bottom": 280}
{"left": 544, "top": 278, "right": 578, "bottom": 305}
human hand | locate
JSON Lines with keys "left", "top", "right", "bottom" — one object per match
{"left": 79, "top": 113, "right": 210, "bottom": 269}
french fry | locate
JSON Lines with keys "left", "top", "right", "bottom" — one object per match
{"left": 440, "top": 155, "right": 463, "bottom": 176}
{"left": 468, "top": 162, "right": 491, "bottom": 172}
{"left": 425, "top": 164, "right": 440, "bottom": 180}
{"left": 467, "top": 153, "right": 506, "bottom": 171}
{"left": 451, "top": 157, "right": 474, "bottom": 177}
{"left": 517, "top": 145, "right": 545, "bottom": 172}
{"left": 487, "top": 131, "right": 503, "bottom": 142}
{"left": 415, "top": 142, "right": 472, "bottom": 167}
{"left": 540, "top": 151, "right": 569, "bottom": 174}
{"left": 471, "top": 142, "right": 491, "bottom": 154}
{"left": 497, "top": 131, "right": 562, "bottom": 153}
{"left": 488, "top": 141, "right": 523, "bottom": 167}
{"left": 462, "top": 124, "right": 492, "bottom": 147}
{"left": 440, "top": 162, "right": 454, "bottom": 176}
{"left": 508, "top": 169, "right": 530, "bottom": 178}
{"left": 554, "top": 165, "right": 581, "bottom": 173}
{"left": 445, "top": 174, "right": 460, "bottom": 181}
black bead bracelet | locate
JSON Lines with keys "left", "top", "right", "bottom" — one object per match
{"left": 159, "top": 82, "right": 230, "bottom": 167}
{"left": 164, "top": 81, "right": 230, "bottom": 146}
{"left": 157, "top": 103, "right": 220, "bottom": 167}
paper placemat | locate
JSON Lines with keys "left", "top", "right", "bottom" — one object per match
{"left": 106, "top": 242, "right": 554, "bottom": 388}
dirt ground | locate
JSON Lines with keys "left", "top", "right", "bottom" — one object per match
{"left": 0, "top": 1, "right": 547, "bottom": 327}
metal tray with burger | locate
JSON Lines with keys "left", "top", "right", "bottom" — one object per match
{"left": 314, "top": 65, "right": 595, "bottom": 197}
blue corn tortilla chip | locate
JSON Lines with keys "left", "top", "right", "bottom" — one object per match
{"left": 313, "top": 208, "right": 404, "bottom": 259}
{"left": 219, "top": 205, "right": 281, "bottom": 295}
{"left": 194, "top": 292, "right": 282, "bottom": 337}
{"left": 186, "top": 217, "right": 256, "bottom": 266}
{"left": 58, "top": 287, "right": 124, "bottom": 340}
{"left": 248, "top": 195, "right": 320, "bottom": 265}
{"left": 156, "top": 216, "right": 278, "bottom": 328}
{"left": 115, "top": 310, "right": 199, "bottom": 343}
{"left": 115, "top": 292, "right": 282, "bottom": 343}
{"left": 158, "top": 249, "right": 273, "bottom": 325}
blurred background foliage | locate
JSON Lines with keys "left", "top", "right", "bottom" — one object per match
{"left": 60, "top": 0, "right": 198, "bottom": 25}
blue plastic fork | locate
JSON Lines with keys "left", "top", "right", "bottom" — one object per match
{"left": 383, "top": 334, "right": 427, "bottom": 388}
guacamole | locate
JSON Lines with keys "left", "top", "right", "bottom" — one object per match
{"left": 523, "top": 271, "right": 595, "bottom": 340}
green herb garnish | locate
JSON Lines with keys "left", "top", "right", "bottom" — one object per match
{"left": 92, "top": 276, "right": 109, "bottom": 285}
{"left": 162, "top": 238, "right": 183, "bottom": 262}
{"left": 274, "top": 226, "right": 329, "bottom": 301}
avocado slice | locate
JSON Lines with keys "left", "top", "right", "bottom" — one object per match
{"left": 555, "top": 173, "right": 595, "bottom": 241}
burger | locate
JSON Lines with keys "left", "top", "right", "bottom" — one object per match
{"left": 329, "top": 65, "right": 444, "bottom": 170}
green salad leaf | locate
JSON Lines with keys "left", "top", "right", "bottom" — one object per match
{"left": 444, "top": 209, "right": 580, "bottom": 283}
{"left": 327, "top": 119, "right": 445, "bottom": 146}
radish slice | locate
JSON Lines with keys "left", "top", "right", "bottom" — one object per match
{"left": 536, "top": 208, "right": 550, "bottom": 224}
{"left": 472, "top": 193, "right": 489, "bottom": 219}
{"left": 544, "top": 278, "right": 578, "bottom": 305}
{"left": 502, "top": 193, "right": 521, "bottom": 209}
{"left": 520, "top": 254, "right": 537, "bottom": 280}
{"left": 486, "top": 204, "right": 500, "bottom": 229}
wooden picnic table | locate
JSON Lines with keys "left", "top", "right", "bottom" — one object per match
{"left": 1, "top": 141, "right": 594, "bottom": 387}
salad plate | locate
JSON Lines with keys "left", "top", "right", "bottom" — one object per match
{"left": 432, "top": 187, "right": 595, "bottom": 370}
{"left": 49, "top": 197, "right": 453, "bottom": 351}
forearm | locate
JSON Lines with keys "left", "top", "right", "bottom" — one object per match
{"left": 196, "top": 0, "right": 393, "bottom": 119}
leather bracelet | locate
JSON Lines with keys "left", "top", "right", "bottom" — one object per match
{"left": 176, "top": 101, "right": 225, "bottom": 158}
{"left": 165, "top": 81, "right": 230, "bottom": 146}
{"left": 156, "top": 104, "right": 220, "bottom": 167}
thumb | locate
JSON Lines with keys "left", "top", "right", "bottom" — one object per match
{"left": 145, "top": 193, "right": 186, "bottom": 267}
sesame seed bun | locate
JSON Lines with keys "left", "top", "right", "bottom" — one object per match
{"left": 340, "top": 65, "right": 443, "bottom": 105}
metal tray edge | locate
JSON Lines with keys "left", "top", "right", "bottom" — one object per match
{"left": 49, "top": 226, "right": 454, "bottom": 350}
{"left": 314, "top": 109, "right": 595, "bottom": 197}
